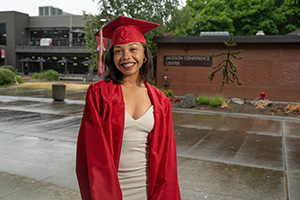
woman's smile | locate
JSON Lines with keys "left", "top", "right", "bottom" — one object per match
{"left": 121, "top": 62, "right": 136, "bottom": 69}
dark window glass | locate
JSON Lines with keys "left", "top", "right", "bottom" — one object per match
{"left": 0, "top": 23, "right": 6, "bottom": 46}
{"left": 39, "top": 7, "right": 44, "bottom": 16}
{"left": 51, "top": 7, "right": 55, "bottom": 15}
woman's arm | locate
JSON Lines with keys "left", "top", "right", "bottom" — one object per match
{"left": 149, "top": 98, "right": 181, "bottom": 200}
{"left": 76, "top": 84, "right": 122, "bottom": 200}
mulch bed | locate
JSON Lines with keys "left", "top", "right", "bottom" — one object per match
{"left": 171, "top": 102, "right": 300, "bottom": 118}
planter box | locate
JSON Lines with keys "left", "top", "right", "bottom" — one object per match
{"left": 52, "top": 84, "right": 66, "bottom": 101}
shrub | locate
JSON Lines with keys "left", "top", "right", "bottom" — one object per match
{"left": 150, "top": 83, "right": 174, "bottom": 98}
{"left": 197, "top": 95, "right": 224, "bottom": 107}
{"left": 166, "top": 90, "right": 174, "bottom": 98}
{"left": 209, "top": 95, "right": 224, "bottom": 107}
{"left": 15, "top": 75, "right": 23, "bottom": 84}
{"left": 33, "top": 70, "right": 58, "bottom": 80}
{"left": 197, "top": 95, "right": 210, "bottom": 105}
{"left": 0, "top": 65, "right": 16, "bottom": 74}
{"left": 33, "top": 73, "right": 40, "bottom": 79}
{"left": 285, "top": 103, "right": 300, "bottom": 114}
{"left": 0, "top": 68, "right": 15, "bottom": 86}
{"left": 160, "top": 89, "right": 174, "bottom": 97}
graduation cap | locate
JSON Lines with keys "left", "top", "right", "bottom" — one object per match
{"left": 102, "top": 16, "right": 160, "bottom": 46}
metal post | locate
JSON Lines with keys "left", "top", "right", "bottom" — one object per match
{"left": 5, "top": 55, "right": 7, "bottom": 69}
{"left": 69, "top": 15, "right": 72, "bottom": 47}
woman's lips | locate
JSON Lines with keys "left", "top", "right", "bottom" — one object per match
{"left": 121, "top": 62, "right": 135, "bottom": 69}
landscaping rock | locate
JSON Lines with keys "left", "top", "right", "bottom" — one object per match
{"left": 231, "top": 98, "right": 244, "bottom": 105}
{"left": 267, "top": 101, "right": 276, "bottom": 107}
{"left": 179, "top": 94, "right": 197, "bottom": 108}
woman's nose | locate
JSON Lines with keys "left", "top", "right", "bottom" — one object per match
{"left": 122, "top": 50, "right": 131, "bottom": 60}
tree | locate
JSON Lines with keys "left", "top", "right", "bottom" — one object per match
{"left": 165, "top": 7, "right": 195, "bottom": 36}
{"left": 82, "top": 13, "right": 103, "bottom": 72}
{"left": 169, "top": 0, "right": 284, "bottom": 36}
{"left": 178, "top": 0, "right": 235, "bottom": 36}
{"left": 229, "top": 0, "right": 283, "bottom": 35}
{"left": 208, "top": 34, "right": 243, "bottom": 95}
{"left": 278, "top": 0, "right": 300, "bottom": 33}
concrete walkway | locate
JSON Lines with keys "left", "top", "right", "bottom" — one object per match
{"left": 0, "top": 87, "right": 299, "bottom": 200}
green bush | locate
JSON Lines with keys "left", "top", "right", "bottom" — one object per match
{"left": 166, "top": 90, "right": 174, "bottom": 98}
{"left": 209, "top": 95, "right": 224, "bottom": 107}
{"left": 15, "top": 75, "right": 23, "bottom": 84}
{"left": 33, "top": 69, "right": 58, "bottom": 80}
{"left": 0, "top": 65, "right": 16, "bottom": 74}
{"left": 197, "top": 95, "right": 224, "bottom": 107}
{"left": 159, "top": 88, "right": 174, "bottom": 97}
{"left": 149, "top": 83, "right": 174, "bottom": 98}
{"left": 0, "top": 68, "right": 15, "bottom": 86}
{"left": 197, "top": 95, "right": 211, "bottom": 105}
{"left": 33, "top": 73, "right": 40, "bottom": 79}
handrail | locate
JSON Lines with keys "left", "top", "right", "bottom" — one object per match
{"left": 17, "top": 38, "right": 86, "bottom": 47}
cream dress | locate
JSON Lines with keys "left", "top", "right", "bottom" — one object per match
{"left": 118, "top": 106, "right": 154, "bottom": 200}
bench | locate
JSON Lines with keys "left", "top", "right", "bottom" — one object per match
{"left": 58, "top": 75, "right": 86, "bottom": 82}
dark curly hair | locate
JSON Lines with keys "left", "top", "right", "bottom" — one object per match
{"left": 104, "top": 43, "right": 154, "bottom": 84}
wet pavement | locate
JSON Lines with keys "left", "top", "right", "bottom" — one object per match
{"left": 0, "top": 87, "right": 299, "bottom": 200}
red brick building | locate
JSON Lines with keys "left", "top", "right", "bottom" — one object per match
{"left": 154, "top": 35, "right": 300, "bottom": 102}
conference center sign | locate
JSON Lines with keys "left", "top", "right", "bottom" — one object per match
{"left": 164, "top": 55, "right": 212, "bottom": 67}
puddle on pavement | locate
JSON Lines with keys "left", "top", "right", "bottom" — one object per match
{"left": 173, "top": 112, "right": 283, "bottom": 136}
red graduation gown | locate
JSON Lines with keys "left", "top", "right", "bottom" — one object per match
{"left": 76, "top": 80, "right": 181, "bottom": 200}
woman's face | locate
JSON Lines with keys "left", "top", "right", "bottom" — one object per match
{"left": 113, "top": 42, "right": 145, "bottom": 78}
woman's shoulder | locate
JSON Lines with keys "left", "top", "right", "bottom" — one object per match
{"left": 89, "top": 79, "right": 118, "bottom": 90}
{"left": 87, "top": 79, "right": 120, "bottom": 98}
{"left": 146, "top": 83, "right": 170, "bottom": 107}
{"left": 91, "top": 79, "right": 111, "bottom": 87}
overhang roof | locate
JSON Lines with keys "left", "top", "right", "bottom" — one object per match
{"left": 286, "top": 29, "right": 300, "bottom": 35}
{"left": 153, "top": 35, "right": 300, "bottom": 44}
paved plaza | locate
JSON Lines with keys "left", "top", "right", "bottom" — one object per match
{"left": 0, "top": 87, "right": 299, "bottom": 200}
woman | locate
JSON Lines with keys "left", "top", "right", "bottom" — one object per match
{"left": 76, "top": 16, "right": 181, "bottom": 200}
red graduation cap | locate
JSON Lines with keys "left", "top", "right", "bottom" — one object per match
{"left": 102, "top": 16, "right": 160, "bottom": 46}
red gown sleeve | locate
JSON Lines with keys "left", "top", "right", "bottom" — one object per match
{"left": 76, "top": 84, "right": 122, "bottom": 200}
{"left": 150, "top": 98, "right": 181, "bottom": 200}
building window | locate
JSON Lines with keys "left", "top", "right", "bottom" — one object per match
{"left": 39, "top": 7, "right": 44, "bottom": 16}
{"left": 0, "top": 23, "right": 6, "bottom": 46}
{"left": 45, "top": 8, "right": 49, "bottom": 16}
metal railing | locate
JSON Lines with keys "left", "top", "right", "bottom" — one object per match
{"left": 17, "top": 38, "right": 86, "bottom": 47}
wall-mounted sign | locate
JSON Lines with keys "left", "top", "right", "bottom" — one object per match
{"left": 40, "top": 38, "right": 52, "bottom": 46}
{"left": 164, "top": 55, "right": 212, "bottom": 66}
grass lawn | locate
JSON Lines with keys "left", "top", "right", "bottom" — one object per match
{"left": 10, "top": 81, "right": 90, "bottom": 91}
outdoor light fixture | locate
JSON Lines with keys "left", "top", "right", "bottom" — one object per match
{"left": 99, "top": 17, "right": 113, "bottom": 22}
{"left": 256, "top": 30, "right": 265, "bottom": 36}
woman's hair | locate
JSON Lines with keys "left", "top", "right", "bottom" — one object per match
{"left": 104, "top": 43, "right": 154, "bottom": 84}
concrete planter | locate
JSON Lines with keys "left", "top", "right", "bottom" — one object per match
{"left": 52, "top": 84, "right": 66, "bottom": 101}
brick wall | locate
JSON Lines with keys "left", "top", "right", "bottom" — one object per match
{"left": 156, "top": 42, "right": 300, "bottom": 102}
